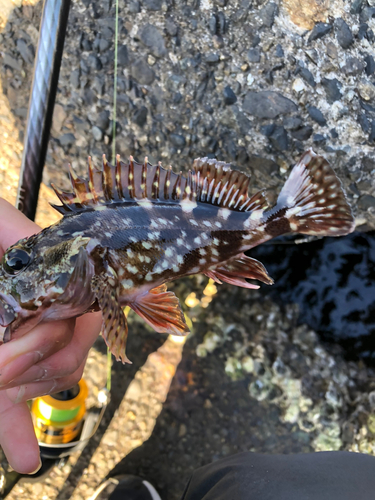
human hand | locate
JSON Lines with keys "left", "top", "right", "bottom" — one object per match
{"left": 0, "top": 199, "right": 102, "bottom": 474}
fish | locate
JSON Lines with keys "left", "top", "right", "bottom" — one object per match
{"left": 0, "top": 149, "right": 355, "bottom": 363}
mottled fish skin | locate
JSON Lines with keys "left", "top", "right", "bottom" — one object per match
{"left": 0, "top": 149, "right": 355, "bottom": 362}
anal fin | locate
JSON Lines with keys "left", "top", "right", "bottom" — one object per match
{"left": 91, "top": 273, "right": 131, "bottom": 364}
{"left": 129, "top": 284, "right": 190, "bottom": 336}
{"left": 205, "top": 254, "right": 273, "bottom": 289}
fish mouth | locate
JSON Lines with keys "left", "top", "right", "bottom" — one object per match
{"left": 0, "top": 294, "right": 17, "bottom": 328}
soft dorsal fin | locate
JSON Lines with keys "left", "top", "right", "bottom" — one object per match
{"left": 51, "top": 154, "right": 264, "bottom": 215}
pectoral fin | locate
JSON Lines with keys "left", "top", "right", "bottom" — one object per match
{"left": 91, "top": 273, "right": 131, "bottom": 364}
{"left": 205, "top": 254, "right": 273, "bottom": 289}
{"left": 129, "top": 284, "right": 190, "bottom": 336}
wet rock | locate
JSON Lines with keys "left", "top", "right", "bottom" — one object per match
{"left": 206, "top": 53, "right": 220, "bottom": 64}
{"left": 208, "top": 14, "right": 217, "bottom": 35}
{"left": 16, "top": 39, "right": 34, "bottom": 65}
{"left": 359, "top": 7, "right": 375, "bottom": 23}
{"left": 326, "top": 42, "right": 338, "bottom": 59}
{"left": 358, "top": 195, "right": 375, "bottom": 210}
{"left": 87, "top": 54, "right": 102, "bottom": 71}
{"left": 269, "top": 125, "right": 289, "bottom": 151}
{"left": 223, "top": 86, "right": 237, "bottom": 105}
{"left": 321, "top": 78, "right": 342, "bottom": 103}
{"left": 129, "top": 0, "right": 140, "bottom": 13}
{"left": 133, "top": 106, "right": 148, "bottom": 127}
{"left": 313, "top": 133, "right": 326, "bottom": 144}
{"left": 97, "top": 110, "right": 110, "bottom": 131}
{"left": 170, "top": 133, "right": 186, "bottom": 148}
{"left": 247, "top": 48, "right": 261, "bottom": 63}
{"left": 284, "top": 116, "right": 303, "bottom": 130}
{"left": 335, "top": 18, "right": 353, "bottom": 49}
{"left": 298, "top": 67, "right": 316, "bottom": 88}
{"left": 291, "top": 125, "right": 313, "bottom": 141}
{"left": 92, "top": 126, "right": 103, "bottom": 141}
{"left": 99, "top": 38, "right": 111, "bottom": 52}
{"left": 243, "top": 91, "right": 297, "bottom": 119}
{"left": 3, "top": 53, "right": 22, "bottom": 71}
{"left": 308, "top": 22, "right": 332, "bottom": 42}
{"left": 138, "top": 24, "right": 167, "bottom": 58}
{"left": 364, "top": 55, "right": 375, "bottom": 76}
{"left": 70, "top": 69, "right": 80, "bottom": 89}
{"left": 165, "top": 18, "right": 178, "bottom": 37}
{"left": 343, "top": 57, "right": 365, "bottom": 76}
{"left": 258, "top": 2, "right": 278, "bottom": 28}
{"left": 118, "top": 45, "right": 129, "bottom": 66}
{"left": 275, "top": 44, "right": 284, "bottom": 58}
{"left": 307, "top": 106, "right": 327, "bottom": 126}
{"left": 144, "top": 0, "right": 162, "bottom": 10}
{"left": 370, "top": 121, "right": 375, "bottom": 142}
{"left": 131, "top": 58, "right": 156, "bottom": 85}
{"left": 58, "top": 133, "right": 76, "bottom": 148}
{"left": 52, "top": 104, "right": 67, "bottom": 133}
{"left": 351, "top": 0, "right": 366, "bottom": 14}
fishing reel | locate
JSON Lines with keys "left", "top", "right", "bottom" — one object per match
{"left": 0, "top": 379, "right": 109, "bottom": 498}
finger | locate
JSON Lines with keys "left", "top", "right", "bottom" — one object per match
{"left": 0, "top": 391, "right": 40, "bottom": 474}
{"left": 0, "top": 198, "right": 40, "bottom": 254}
{"left": 0, "top": 319, "right": 75, "bottom": 387}
{"left": 6, "top": 360, "right": 86, "bottom": 404}
{"left": 3, "top": 312, "right": 102, "bottom": 388}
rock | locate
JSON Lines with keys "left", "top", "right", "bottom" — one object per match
{"left": 92, "top": 126, "right": 103, "bottom": 141}
{"left": 269, "top": 125, "right": 289, "bottom": 151}
{"left": 258, "top": 2, "right": 278, "bottom": 28}
{"left": 133, "top": 106, "right": 148, "bottom": 127}
{"left": 370, "top": 121, "right": 375, "bottom": 142}
{"left": 216, "top": 12, "right": 226, "bottom": 34}
{"left": 335, "top": 18, "right": 353, "bottom": 49}
{"left": 129, "top": 0, "right": 140, "bottom": 13}
{"left": 359, "top": 7, "right": 375, "bottom": 23}
{"left": 351, "top": 0, "right": 365, "bottom": 14}
{"left": 358, "top": 81, "right": 375, "bottom": 102}
{"left": 313, "top": 133, "right": 326, "bottom": 144}
{"left": 343, "top": 57, "right": 365, "bottom": 76}
{"left": 208, "top": 14, "right": 217, "bottom": 35}
{"left": 357, "top": 23, "right": 369, "bottom": 40}
{"left": 358, "top": 195, "right": 375, "bottom": 210}
{"left": 52, "top": 104, "right": 67, "bottom": 133}
{"left": 248, "top": 155, "right": 278, "bottom": 175}
{"left": 118, "top": 45, "right": 129, "bottom": 66}
{"left": 247, "top": 48, "right": 261, "bottom": 63}
{"left": 321, "top": 78, "right": 342, "bottom": 103}
{"left": 358, "top": 113, "right": 370, "bottom": 134}
{"left": 170, "top": 133, "right": 186, "bottom": 148}
{"left": 97, "top": 110, "right": 110, "bottom": 131}
{"left": 243, "top": 91, "right": 297, "bottom": 119}
{"left": 144, "top": 0, "right": 162, "bottom": 10}
{"left": 275, "top": 44, "right": 284, "bottom": 57}
{"left": 87, "top": 54, "right": 102, "bottom": 71}
{"left": 70, "top": 69, "right": 80, "bottom": 89}
{"left": 99, "top": 39, "right": 110, "bottom": 52}
{"left": 308, "top": 22, "right": 332, "bottom": 42}
{"left": 298, "top": 67, "right": 316, "bottom": 87}
{"left": 138, "top": 24, "right": 167, "bottom": 58}
{"left": 283, "top": 116, "right": 303, "bottom": 130}
{"left": 326, "top": 42, "right": 338, "bottom": 59}
{"left": 223, "top": 86, "right": 237, "bottom": 105}
{"left": 206, "top": 53, "right": 220, "bottom": 64}
{"left": 131, "top": 58, "right": 155, "bottom": 85}
{"left": 364, "top": 55, "right": 375, "bottom": 76}
{"left": 283, "top": 0, "right": 328, "bottom": 30}
{"left": 307, "top": 106, "right": 327, "bottom": 126}
{"left": 291, "top": 125, "right": 313, "bottom": 140}
{"left": 2, "top": 53, "right": 22, "bottom": 71}
{"left": 166, "top": 18, "right": 178, "bottom": 37}
{"left": 16, "top": 39, "right": 34, "bottom": 65}
{"left": 58, "top": 133, "right": 76, "bottom": 148}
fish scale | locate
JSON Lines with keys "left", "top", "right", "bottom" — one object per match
{"left": 0, "top": 149, "right": 355, "bottom": 363}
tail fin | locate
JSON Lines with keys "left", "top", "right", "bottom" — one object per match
{"left": 277, "top": 149, "right": 355, "bottom": 236}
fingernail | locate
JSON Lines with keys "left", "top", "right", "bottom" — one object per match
{"left": 0, "top": 351, "right": 42, "bottom": 386}
{"left": 27, "top": 458, "right": 42, "bottom": 475}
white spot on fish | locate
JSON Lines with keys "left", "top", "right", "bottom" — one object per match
{"left": 154, "top": 265, "right": 163, "bottom": 274}
{"left": 138, "top": 255, "right": 145, "bottom": 262}
{"left": 176, "top": 238, "right": 184, "bottom": 246}
{"left": 126, "top": 264, "right": 138, "bottom": 274}
{"left": 130, "top": 236, "right": 138, "bottom": 243}
{"left": 165, "top": 248, "right": 174, "bottom": 257}
{"left": 213, "top": 238, "right": 219, "bottom": 246}
{"left": 122, "top": 279, "right": 134, "bottom": 289}
{"left": 145, "top": 256, "right": 151, "bottom": 264}
{"left": 194, "top": 236, "right": 202, "bottom": 245}
{"left": 218, "top": 208, "right": 231, "bottom": 220}
{"left": 199, "top": 258, "right": 206, "bottom": 265}
{"left": 138, "top": 199, "right": 153, "bottom": 209}
{"left": 150, "top": 219, "right": 159, "bottom": 228}
{"left": 202, "top": 233, "right": 209, "bottom": 240}
{"left": 181, "top": 231, "right": 187, "bottom": 238}
{"left": 162, "top": 260, "right": 169, "bottom": 269}
{"left": 127, "top": 249, "right": 134, "bottom": 257}
{"left": 145, "top": 274, "right": 153, "bottom": 281}
{"left": 181, "top": 199, "right": 197, "bottom": 213}
{"left": 142, "top": 241, "right": 152, "bottom": 249}
{"left": 94, "top": 205, "right": 107, "bottom": 212}
{"left": 290, "top": 222, "right": 298, "bottom": 231}
{"left": 200, "top": 249, "right": 207, "bottom": 256}
{"left": 190, "top": 219, "right": 199, "bottom": 226}
{"left": 215, "top": 221, "right": 222, "bottom": 228}
{"left": 158, "top": 218, "right": 168, "bottom": 225}
{"left": 172, "top": 265, "right": 180, "bottom": 272}
{"left": 212, "top": 249, "right": 219, "bottom": 256}
{"left": 203, "top": 220, "right": 212, "bottom": 227}
{"left": 177, "top": 255, "right": 184, "bottom": 264}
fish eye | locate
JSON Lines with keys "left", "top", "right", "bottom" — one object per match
{"left": 3, "top": 247, "right": 31, "bottom": 275}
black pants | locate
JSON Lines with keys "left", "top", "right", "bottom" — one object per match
{"left": 181, "top": 451, "right": 375, "bottom": 500}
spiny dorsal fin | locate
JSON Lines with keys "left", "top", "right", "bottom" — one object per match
{"left": 51, "top": 155, "right": 257, "bottom": 215}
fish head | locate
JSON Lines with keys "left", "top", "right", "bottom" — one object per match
{"left": 0, "top": 232, "right": 95, "bottom": 338}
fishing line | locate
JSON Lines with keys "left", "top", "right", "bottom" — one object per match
{"left": 107, "top": 0, "right": 120, "bottom": 392}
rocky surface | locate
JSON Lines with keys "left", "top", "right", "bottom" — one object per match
{"left": 1, "top": 0, "right": 375, "bottom": 499}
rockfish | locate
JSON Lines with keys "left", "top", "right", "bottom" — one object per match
{"left": 0, "top": 149, "right": 354, "bottom": 362}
